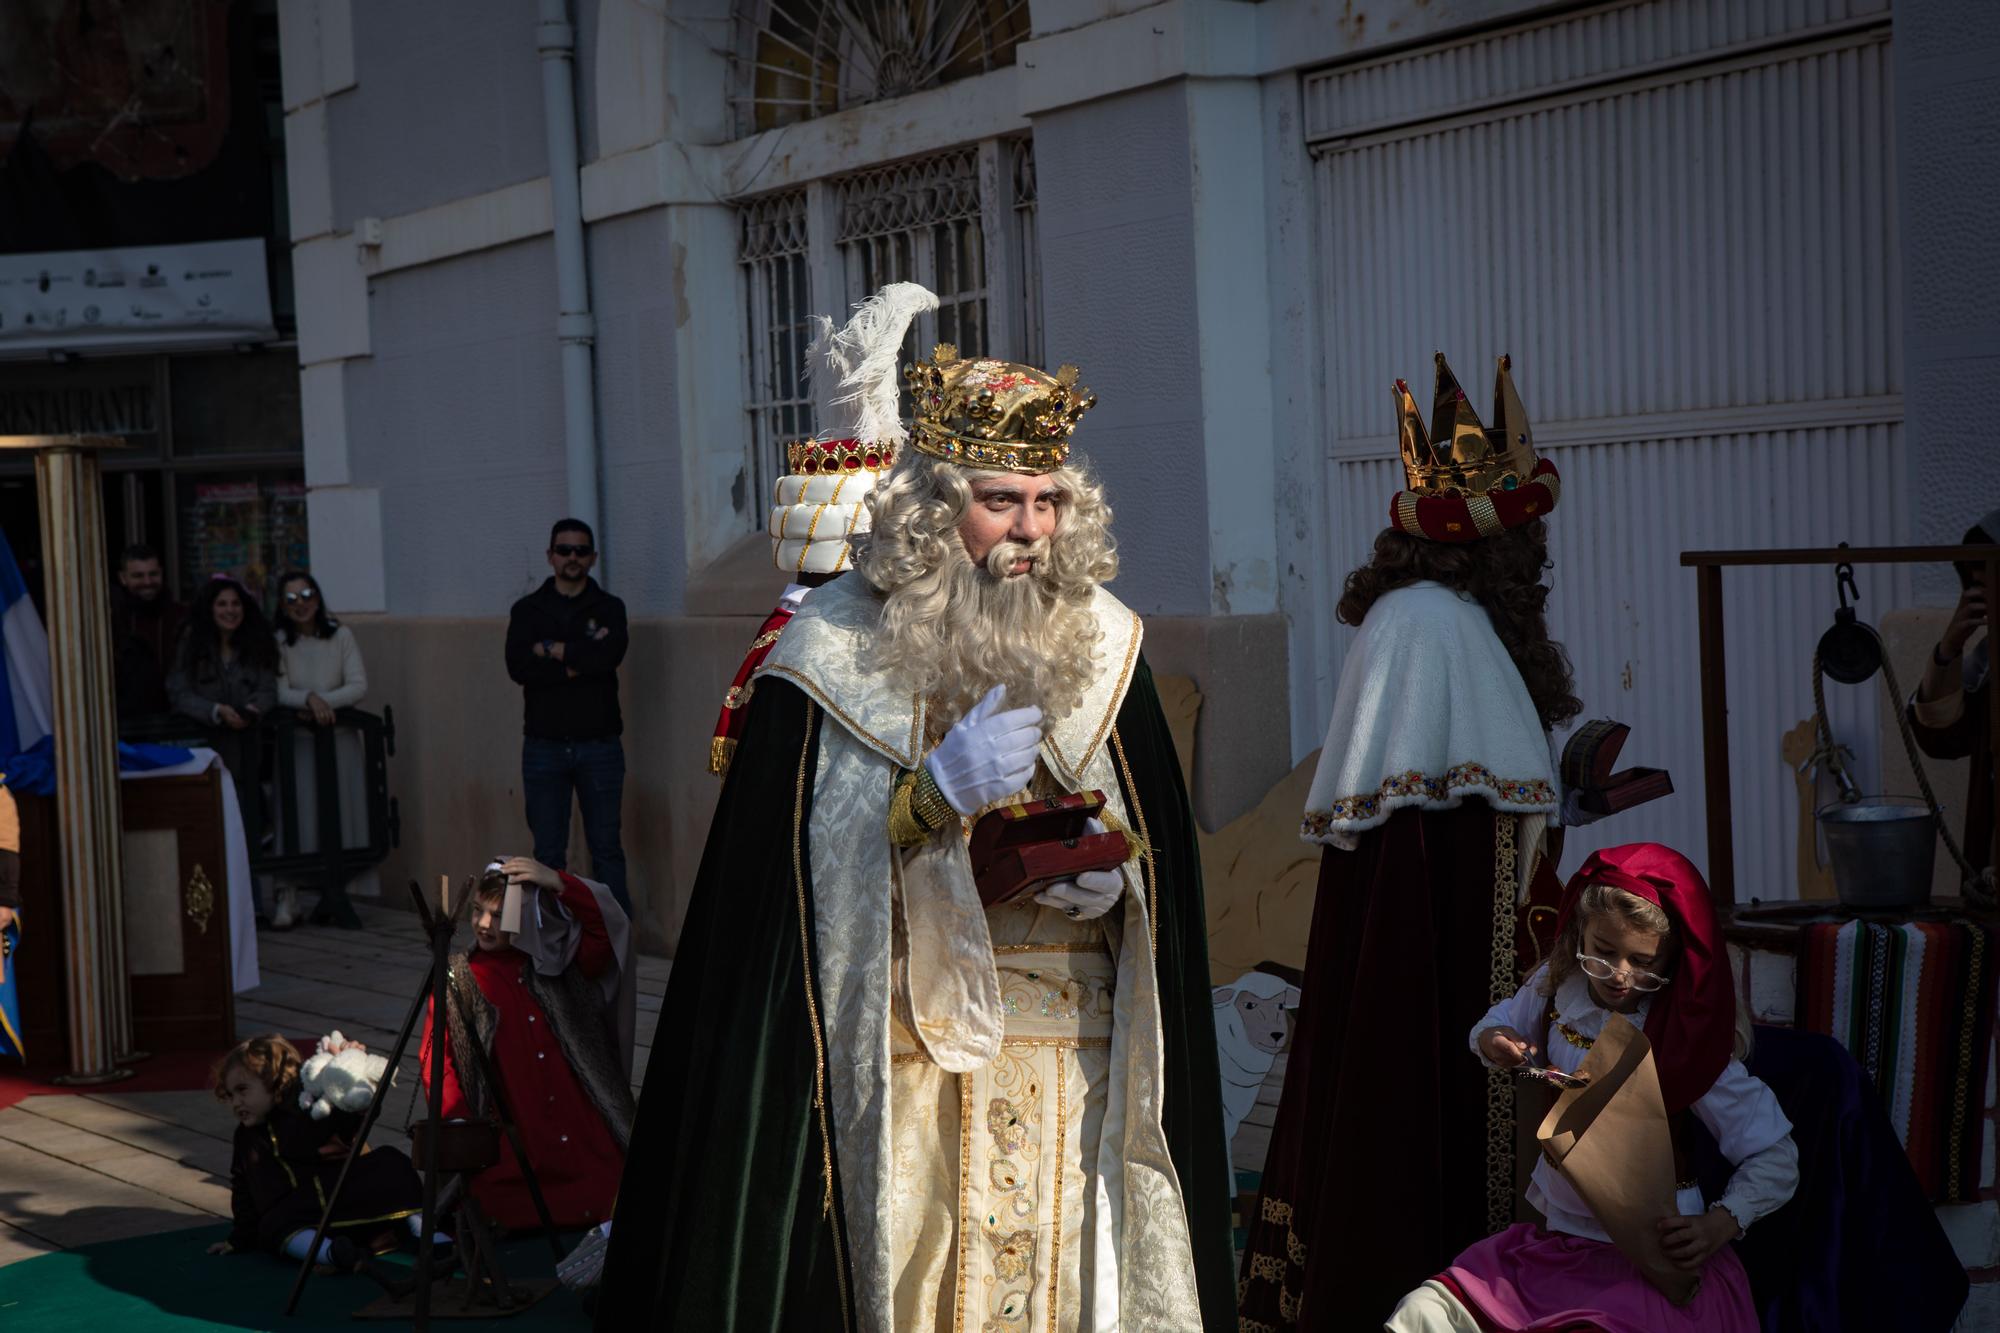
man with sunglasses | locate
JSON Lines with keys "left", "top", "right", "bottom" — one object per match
{"left": 505, "top": 519, "right": 631, "bottom": 916}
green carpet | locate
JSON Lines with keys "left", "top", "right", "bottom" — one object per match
{"left": 0, "top": 1221, "right": 594, "bottom": 1331}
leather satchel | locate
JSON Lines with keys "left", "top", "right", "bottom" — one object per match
{"left": 969, "top": 790, "right": 1132, "bottom": 909}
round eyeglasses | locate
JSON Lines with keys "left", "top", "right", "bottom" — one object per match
{"left": 1575, "top": 950, "right": 1669, "bottom": 992}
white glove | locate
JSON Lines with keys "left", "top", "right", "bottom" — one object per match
{"left": 1035, "top": 869, "right": 1125, "bottom": 921}
{"left": 1033, "top": 819, "right": 1125, "bottom": 920}
{"left": 1560, "top": 787, "right": 1607, "bottom": 828}
{"left": 925, "top": 684, "right": 1043, "bottom": 816}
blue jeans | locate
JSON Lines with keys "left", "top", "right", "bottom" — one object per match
{"left": 522, "top": 736, "right": 630, "bottom": 917}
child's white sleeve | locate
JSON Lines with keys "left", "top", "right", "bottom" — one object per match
{"left": 1692, "top": 1058, "right": 1799, "bottom": 1232}
{"left": 1467, "top": 968, "right": 1549, "bottom": 1066}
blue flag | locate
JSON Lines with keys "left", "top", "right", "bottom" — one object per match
{"left": 0, "top": 526, "right": 52, "bottom": 761}
{"left": 0, "top": 916, "right": 20, "bottom": 1062}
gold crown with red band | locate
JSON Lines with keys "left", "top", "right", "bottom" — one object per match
{"left": 786, "top": 437, "right": 895, "bottom": 476}
{"left": 1389, "top": 352, "right": 1560, "bottom": 543}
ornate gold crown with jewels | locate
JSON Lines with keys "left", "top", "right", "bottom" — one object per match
{"left": 905, "top": 344, "right": 1096, "bottom": 476}
{"left": 1388, "top": 352, "right": 1560, "bottom": 543}
{"left": 1396, "top": 352, "right": 1538, "bottom": 498}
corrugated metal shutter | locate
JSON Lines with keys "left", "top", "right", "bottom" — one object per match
{"left": 1305, "top": 0, "right": 1901, "bottom": 898}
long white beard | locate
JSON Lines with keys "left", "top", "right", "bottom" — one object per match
{"left": 874, "top": 535, "right": 1103, "bottom": 733}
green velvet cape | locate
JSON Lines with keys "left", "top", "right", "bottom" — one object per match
{"left": 596, "top": 656, "right": 1235, "bottom": 1330}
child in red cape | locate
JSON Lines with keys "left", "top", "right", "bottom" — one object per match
{"left": 1389, "top": 843, "right": 1799, "bottom": 1332}
{"left": 419, "top": 856, "right": 635, "bottom": 1232}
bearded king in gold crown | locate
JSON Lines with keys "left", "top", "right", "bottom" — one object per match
{"left": 1238, "top": 355, "right": 1589, "bottom": 1330}
{"left": 597, "top": 306, "right": 1237, "bottom": 1331}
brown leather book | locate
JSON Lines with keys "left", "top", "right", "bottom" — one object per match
{"left": 969, "top": 790, "right": 1133, "bottom": 908}
{"left": 1561, "top": 719, "right": 1674, "bottom": 817}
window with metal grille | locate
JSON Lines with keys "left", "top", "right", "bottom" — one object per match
{"left": 738, "top": 190, "right": 814, "bottom": 507}
{"left": 735, "top": 139, "right": 1039, "bottom": 496}
{"left": 835, "top": 146, "right": 989, "bottom": 381}
{"left": 1011, "top": 136, "right": 1042, "bottom": 368}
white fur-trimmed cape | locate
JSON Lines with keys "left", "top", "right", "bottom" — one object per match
{"left": 1302, "top": 581, "right": 1558, "bottom": 848}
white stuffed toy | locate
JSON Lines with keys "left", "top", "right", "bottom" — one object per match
{"left": 297, "top": 1030, "right": 392, "bottom": 1120}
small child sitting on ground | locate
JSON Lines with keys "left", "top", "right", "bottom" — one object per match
{"left": 208, "top": 1032, "right": 429, "bottom": 1275}
{"left": 418, "top": 856, "right": 635, "bottom": 1232}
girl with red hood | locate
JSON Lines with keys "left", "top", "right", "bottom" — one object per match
{"left": 1389, "top": 843, "right": 1800, "bottom": 1332}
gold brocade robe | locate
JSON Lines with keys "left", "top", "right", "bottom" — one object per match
{"left": 753, "top": 575, "right": 1202, "bottom": 1333}
{"left": 888, "top": 770, "right": 1121, "bottom": 1333}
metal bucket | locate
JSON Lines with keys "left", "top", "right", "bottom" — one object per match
{"left": 1817, "top": 796, "right": 1937, "bottom": 910}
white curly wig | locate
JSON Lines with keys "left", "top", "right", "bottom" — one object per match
{"left": 856, "top": 456, "right": 1118, "bottom": 728}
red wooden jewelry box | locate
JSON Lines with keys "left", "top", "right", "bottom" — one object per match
{"left": 969, "top": 790, "right": 1131, "bottom": 908}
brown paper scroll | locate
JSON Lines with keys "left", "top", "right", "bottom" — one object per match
{"left": 1535, "top": 1013, "right": 1699, "bottom": 1306}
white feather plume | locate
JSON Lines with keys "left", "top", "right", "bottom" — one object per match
{"left": 802, "top": 313, "right": 848, "bottom": 409}
{"left": 821, "top": 282, "right": 939, "bottom": 446}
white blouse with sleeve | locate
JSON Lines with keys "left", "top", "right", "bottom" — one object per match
{"left": 1469, "top": 967, "right": 1799, "bottom": 1242}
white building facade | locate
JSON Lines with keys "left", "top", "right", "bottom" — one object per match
{"left": 278, "top": 0, "right": 1990, "bottom": 950}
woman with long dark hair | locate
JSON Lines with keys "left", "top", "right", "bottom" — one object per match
{"left": 1239, "top": 355, "right": 1586, "bottom": 1328}
{"left": 271, "top": 570, "right": 373, "bottom": 928}
{"left": 169, "top": 576, "right": 280, "bottom": 915}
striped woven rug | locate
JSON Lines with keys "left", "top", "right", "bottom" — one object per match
{"left": 1794, "top": 919, "right": 1996, "bottom": 1202}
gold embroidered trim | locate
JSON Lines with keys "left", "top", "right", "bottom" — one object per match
{"left": 790, "top": 702, "right": 852, "bottom": 1330}
{"left": 1045, "top": 608, "right": 1141, "bottom": 781}
{"left": 707, "top": 734, "right": 736, "bottom": 777}
{"left": 1046, "top": 1059, "right": 1068, "bottom": 1331}
{"left": 1486, "top": 815, "right": 1521, "bottom": 1235}
{"left": 991, "top": 942, "right": 1113, "bottom": 956}
{"left": 1109, "top": 727, "right": 1158, "bottom": 958}
{"left": 955, "top": 1072, "right": 973, "bottom": 1333}
{"left": 887, "top": 771, "right": 929, "bottom": 849}
{"left": 751, "top": 627, "right": 785, "bottom": 651}
{"left": 723, "top": 684, "right": 751, "bottom": 710}
{"left": 759, "top": 663, "right": 925, "bottom": 769}
{"left": 1242, "top": 1192, "right": 1308, "bottom": 1324}
{"left": 890, "top": 1036, "right": 1113, "bottom": 1066}
{"left": 1302, "top": 764, "right": 1556, "bottom": 837}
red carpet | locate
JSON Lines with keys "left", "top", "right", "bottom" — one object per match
{"left": 0, "top": 1037, "right": 319, "bottom": 1111}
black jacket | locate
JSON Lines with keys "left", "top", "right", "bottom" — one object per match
{"left": 506, "top": 577, "right": 629, "bottom": 741}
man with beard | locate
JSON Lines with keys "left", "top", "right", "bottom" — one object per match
{"left": 505, "top": 518, "right": 631, "bottom": 916}
{"left": 598, "top": 345, "right": 1236, "bottom": 1331}
{"left": 111, "top": 543, "right": 187, "bottom": 727}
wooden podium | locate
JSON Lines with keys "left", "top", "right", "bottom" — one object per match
{"left": 14, "top": 768, "right": 235, "bottom": 1062}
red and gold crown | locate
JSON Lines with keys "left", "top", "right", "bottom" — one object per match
{"left": 785, "top": 437, "right": 896, "bottom": 476}
{"left": 905, "top": 345, "right": 1095, "bottom": 476}
{"left": 1390, "top": 352, "right": 1560, "bottom": 543}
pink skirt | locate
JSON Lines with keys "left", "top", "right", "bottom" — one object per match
{"left": 1433, "top": 1223, "right": 1758, "bottom": 1333}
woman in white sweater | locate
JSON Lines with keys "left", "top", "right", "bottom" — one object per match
{"left": 272, "top": 571, "right": 374, "bottom": 928}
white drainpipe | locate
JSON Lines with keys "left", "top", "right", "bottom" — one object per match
{"left": 537, "top": 0, "right": 602, "bottom": 554}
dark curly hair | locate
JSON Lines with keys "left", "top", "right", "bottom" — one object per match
{"left": 1336, "top": 520, "right": 1582, "bottom": 731}
{"left": 181, "top": 575, "right": 280, "bottom": 675}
